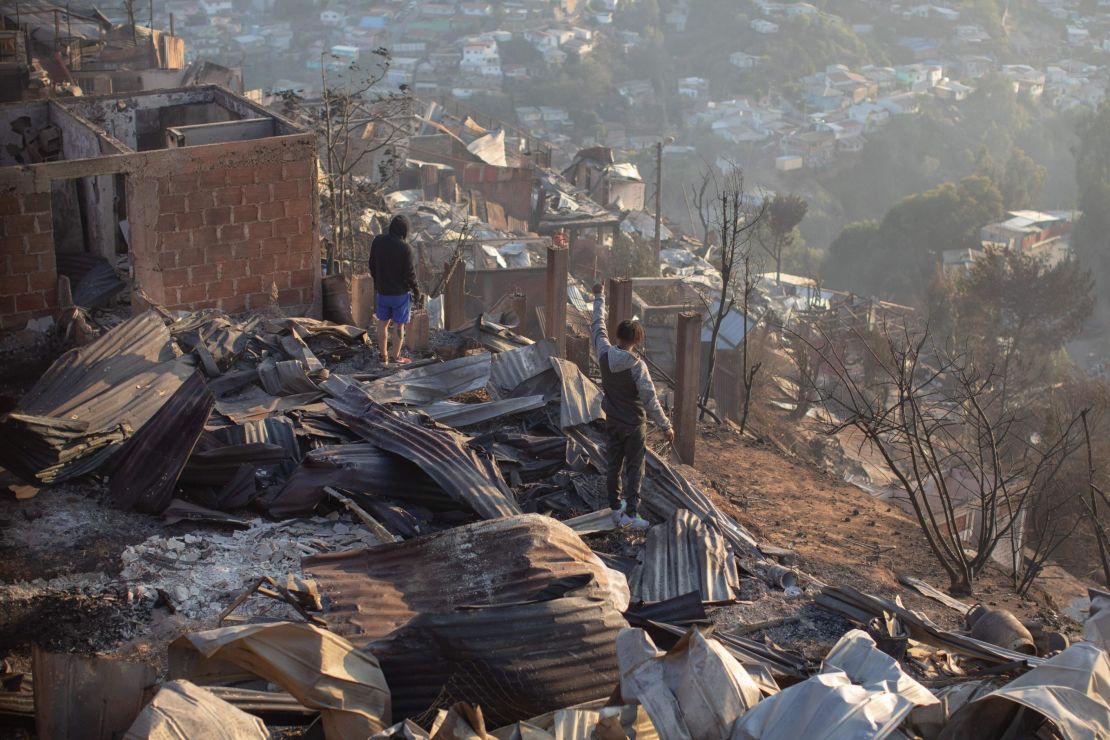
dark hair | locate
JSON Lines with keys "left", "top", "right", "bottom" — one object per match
{"left": 389, "top": 214, "right": 410, "bottom": 239}
{"left": 616, "top": 319, "right": 644, "bottom": 345}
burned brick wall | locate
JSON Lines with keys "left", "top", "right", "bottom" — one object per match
{"left": 132, "top": 136, "right": 319, "bottom": 314}
{"left": 0, "top": 116, "right": 320, "bottom": 327}
{"left": 0, "top": 189, "right": 56, "bottom": 330}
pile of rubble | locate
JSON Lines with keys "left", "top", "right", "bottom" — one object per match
{"left": 1, "top": 303, "right": 1109, "bottom": 740}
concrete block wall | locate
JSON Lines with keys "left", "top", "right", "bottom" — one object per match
{"left": 0, "top": 191, "right": 57, "bottom": 330}
{"left": 143, "top": 147, "right": 318, "bottom": 313}
{"left": 0, "top": 101, "right": 320, "bottom": 327}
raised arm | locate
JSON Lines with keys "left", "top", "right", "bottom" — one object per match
{"left": 591, "top": 284, "right": 613, "bottom": 357}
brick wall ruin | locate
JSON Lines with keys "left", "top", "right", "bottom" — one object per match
{"left": 0, "top": 191, "right": 55, "bottom": 328}
{"left": 0, "top": 88, "right": 321, "bottom": 330}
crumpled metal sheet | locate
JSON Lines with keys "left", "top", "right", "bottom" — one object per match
{"left": 214, "top": 390, "right": 325, "bottom": 424}
{"left": 53, "top": 254, "right": 127, "bottom": 309}
{"left": 489, "top": 340, "right": 558, "bottom": 398}
{"left": 816, "top": 585, "right": 1045, "bottom": 668}
{"left": 618, "top": 627, "right": 763, "bottom": 740}
{"left": 217, "top": 416, "right": 302, "bottom": 464}
{"left": 366, "top": 353, "right": 492, "bottom": 404}
{"left": 549, "top": 357, "right": 604, "bottom": 428}
{"left": 373, "top": 595, "right": 624, "bottom": 728}
{"left": 304, "top": 514, "right": 627, "bottom": 644}
{"left": 641, "top": 451, "right": 762, "bottom": 557}
{"left": 109, "top": 372, "right": 214, "bottom": 513}
{"left": 632, "top": 509, "right": 741, "bottom": 604}
{"left": 122, "top": 680, "right": 269, "bottom": 740}
{"left": 489, "top": 703, "right": 658, "bottom": 740}
{"left": 731, "top": 630, "right": 937, "bottom": 740}
{"left": 257, "top": 357, "right": 320, "bottom": 396}
{"left": 939, "top": 642, "right": 1110, "bottom": 740}
{"left": 417, "top": 395, "right": 546, "bottom": 427}
{"left": 0, "top": 312, "right": 196, "bottom": 483}
{"left": 268, "top": 442, "right": 449, "bottom": 516}
{"left": 185, "top": 621, "right": 391, "bottom": 739}
{"left": 326, "top": 385, "right": 520, "bottom": 519}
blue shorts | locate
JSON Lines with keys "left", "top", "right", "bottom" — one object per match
{"left": 376, "top": 293, "right": 411, "bottom": 324}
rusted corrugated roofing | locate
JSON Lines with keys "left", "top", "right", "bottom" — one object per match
{"left": 488, "top": 340, "right": 558, "bottom": 398}
{"left": 325, "top": 385, "right": 520, "bottom": 520}
{"left": 109, "top": 372, "right": 214, "bottom": 513}
{"left": 550, "top": 357, "right": 604, "bottom": 428}
{"left": 263, "top": 443, "right": 449, "bottom": 518}
{"left": 303, "top": 514, "right": 619, "bottom": 642}
{"left": 304, "top": 515, "right": 626, "bottom": 727}
{"left": 375, "top": 595, "right": 624, "bottom": 727}
{"left": 218, "top": 417, "right": 302, "bottom": 464}
{"left": 365, "top": 353, "right": 491, "bottom": 404}
{"left": 0, "top": 312, "right": 196, "bottom": 483}
{"left": 257, "top": 359, "right": 319, "bottom": 396}
{"left": 632, "top": 510, "right": 740, "bottom": 604}
{"left": 417, "top": 395, "right": 546, "bottom": 427}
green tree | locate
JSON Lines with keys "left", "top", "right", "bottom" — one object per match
{"left": 823, "top": 220, "right": 879, "bottom": 294}
{"left": 948, "top": 248, "right": 1095, "bottom": 403}
{"left": 822, "top": 176, "right": 1003, "bottom": 301}
{"left": 1000, "top": 149, "right": 1047, "bottom": 210}
{"left": 759, "top": 193, "right": 808, "bottom": 282}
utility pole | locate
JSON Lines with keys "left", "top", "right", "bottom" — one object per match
{"left": 653, "top": 140, "right": 663, "bottom": 265}
{"left": 652, "top": 136, "right": 674, "bottom": 267}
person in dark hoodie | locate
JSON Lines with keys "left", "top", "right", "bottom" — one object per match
{"left": 369, "top": 214, "right": 421, "bottom": 364}
{"left": 592, "top": 282, "right": 674, "bottom": 529}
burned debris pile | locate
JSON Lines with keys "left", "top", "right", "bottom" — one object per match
{"left": 1, "top": 306, "right": 1108, "bottom": 740}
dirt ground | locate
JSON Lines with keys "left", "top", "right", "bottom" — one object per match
{"left": 688, "top": 422, "right": 1078, "bottom": 646}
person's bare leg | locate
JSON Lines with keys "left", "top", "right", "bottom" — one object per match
{"left": 377, "top": 318, "right": 391, "bottom": 363}
{"left": 393, "top": 323, "right": 410, "bottom": 364}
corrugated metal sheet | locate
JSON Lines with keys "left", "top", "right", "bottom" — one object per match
{"left": 732, "top": 631, "right": 937, "bottom": 740}
{"left": 55, "top": 254, "right": 126, "bottom": 309}
{"left": 374, "top": 595, "right": 623, "bottom": 728}
{"left": 109, "top": 372, "right": 214, "bottom": 513}
{"left": 214, "top": 391, "right": 324, "bottom": 424}
{"left": 550, "top": 357, "right": 604, "bottom": 428}
{"left": 489, "top": 340, "right": 558, "bottom": 398}
{"left": 642, "top": 451, "right": 762, "bottom": 556}
{"left": 218, "top": 417, "right": 302, "bottom": 463}
{"left": 304, "top": 514, "right": 618, "bottom": 643}
{"left": 325, "top": 385, "right": 520, "bottom": 519}
{"left": 0, "top": 312, "right": 196, "bottom": 483}
{"left": 179, "top": 443, "right": 287, "bottom": 487}
{"left": 257, "top": 358, "right": 319, "bottom": 396}
{"left": 305, "top": 515, "right": 626, "bottom": 727}
{"left": 417, "top": 395, "right": 546, "bottom": 427}
{"left": 631, "top": 510, "right": 740, "bottom": 604}
{"left": 263, "top": 443, "right": 450, "bottom": 518}
{"left": 366, "top": 353, "right": 491, "bottom": 405}
{"left": 940, "top": 642, "right": 1110, "bottom": 740}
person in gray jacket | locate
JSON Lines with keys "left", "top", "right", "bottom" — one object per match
{"left": 592, "top": 282, "right": 674, "bottom": 529}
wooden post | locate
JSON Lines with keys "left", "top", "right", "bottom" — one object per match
{"left": 443, "top": 260, "right": 466, "bottom": 330}
{"left": 545, "top": 244, "right": 568, "bottom": 357}
{"left": 405, "top": 308, "right": 430, "bottom": 352}
{"left": 607, "top": 277, "right": 633, "bottom": 338}
{"left": 673, "top": 311, "right": 702, "bottom": 465}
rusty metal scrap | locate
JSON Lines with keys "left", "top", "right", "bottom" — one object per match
{"left": 632, "top": 509, "right": 741, "bottom": 605}
{"left": 305, "top": 515, "right": 628, "bottom": 728}
{"left": 0, "top": 311, "right": 196, "bottom": 483}
{"left": 109, "top": 372, "right": 214, "bottom": 513}
{"left": 303, "top": 514, "right": 625, "bottom": 643}
{"left": 325, "top": 385, "right": 520, "bottom": 519}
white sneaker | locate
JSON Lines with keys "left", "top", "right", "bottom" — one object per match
{"left": 610, "top": 500, "right": 627, "bottom": 525}
{"left": 619, "top": 512, "right": 650, "bottom": 530}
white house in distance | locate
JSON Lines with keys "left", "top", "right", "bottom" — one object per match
{"left": 461, "top": 37, "right": 502, "bottom": 77}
